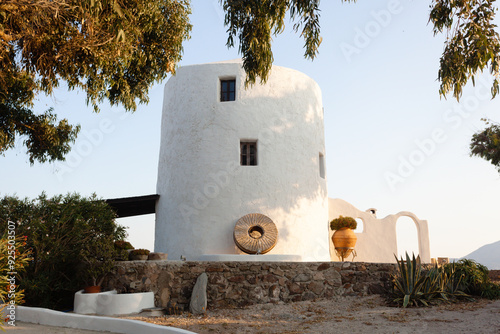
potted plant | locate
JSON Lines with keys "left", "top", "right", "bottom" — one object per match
{"left": 114, "top": 240, "right": 134, "bottom": 261}
{"left": 330, "top": 215, "right": 358, "bottom": 261}
{"left": 80, "top": 236, "right": 116, "bottom": 293}
{"left": 129, "top": 248, "right": 150, "bottom": 261}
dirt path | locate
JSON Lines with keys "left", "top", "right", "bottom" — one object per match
{"left": 122, "top": 295, "right": 500, "bottom": 334}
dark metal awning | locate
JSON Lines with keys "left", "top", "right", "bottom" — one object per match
{"left": 105, "top": 194, "right": 159, "bottom": 218}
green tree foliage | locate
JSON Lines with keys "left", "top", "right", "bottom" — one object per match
{"left": 0, "top": 108, "right": 80, "bottom": 164}
{"left": 0, "top": 193, "right": 126, "bottom": 310}
{"left": 4, "top": 0, "right": 500, "bottom": 166}
{"left": 429, "top": 0, "right": 500, "bottom": 101}
{"left": 220, "top": 0, "right": 350, "bottom": 85}
{"left": 470, "top": 119, "right": 500, "bottom": 171}
{"left": 0, "top": 0, "right": 191, "bottom": 163}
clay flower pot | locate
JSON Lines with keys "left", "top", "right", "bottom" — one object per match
{"left": 130, "top": 254, "right": 148, "bottom": 261}
{"left": 84, "top": 285, "right": 101, "bottom": 294}
{"left": 332, "top": 227, "right": 357, "bottom": 261}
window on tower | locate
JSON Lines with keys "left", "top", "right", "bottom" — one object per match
{"left": 240, "top": 141, "right": 257, "bottom": 166}
{"left": 319, "top": 153, "right": 325, "bottom": 179}
{"left": 220, "top": 79, "right": 236, "bottom": 102}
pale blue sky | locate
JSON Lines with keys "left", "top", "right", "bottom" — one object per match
{"left": 2, "top": 0, "right": 500, "bottom": 261}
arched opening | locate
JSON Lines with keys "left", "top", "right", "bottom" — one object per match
{"left": 396, "top": 216, "right": 419, "bottom": 259}
{"left": 354, "top": 218, "right": 364, "bottom": 233}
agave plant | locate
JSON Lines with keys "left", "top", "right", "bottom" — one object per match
{"left": 392, "top": 252, "right": 472, "bottom": 307}
{"left": 392, "top": 253, "right": 429, "bottom": 307}
{"left": 441, "top": 261, "right": 465, "bottom": 296}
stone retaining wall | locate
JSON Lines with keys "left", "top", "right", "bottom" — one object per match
{"left": 103, "top": 261, "right": 397, "bottom": 310}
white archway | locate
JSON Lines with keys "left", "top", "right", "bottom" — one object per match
{"left": 396, "top": 216, "right": 419, "bottom": 259}
{"left": 328, "top": 198, "right": 431, "bottom": 263}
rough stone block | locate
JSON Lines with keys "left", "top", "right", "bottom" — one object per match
{"left": 312, "top": 272, "right": 324, "bottom": 280}
{"left": 270, "top": 268, "right": 285, "bottom": 276}
{"left": 228, "top": 275, "right": 245, "bottom": 283}
{"left": 250, "top": 265, "right": 261, "bottom": 271}
{"left": 302, "top": 291, "right": 316, "bottom": 301}
{"left": 189, "top": 273, "right": 208, "bottom": 315}
{"left": 293, "top": 273, "right": 311, "bottom": 282}
{"left": 308, "top": 281, "right": 324, "bottom": 295}
{"left": 269, "top": 285, "right": 280, "bottom": 300}
{"left": 287, "top": 282, "right": 303, "bottom": 295}
{"left": 262, "top": 274, "right": 278, "bottom": 284}
{"left": 248, "top": 286, "right": 265, "bottom": 301}
{"left": 317, "top": 263, "right": 330, "bottom": 271}
{"left": 246, "top": 275, "right": 259, "bottom": 284}
{"left": 206, "top": 266, "right": 224, "bottom": 272}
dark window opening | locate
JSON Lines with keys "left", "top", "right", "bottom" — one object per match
{"left": 221, "top": 79, "right": 236, "bottom": 101}
{"left": 240, "top": 141, "right": 257, "bottom": 166}
{"left": 319, "top": 153, "right": 325, "bottom": 179}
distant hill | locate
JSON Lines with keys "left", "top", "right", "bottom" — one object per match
{"left": 461, "top": 240, "right": 500, "bottom": 270}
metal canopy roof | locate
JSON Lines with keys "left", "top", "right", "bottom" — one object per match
{"left": 105, "top": 194, "right": 159, "bottom": 218}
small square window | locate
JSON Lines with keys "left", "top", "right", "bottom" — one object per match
{"left": 221, "top": 79, "right": 235, "bottom": 102}
{"left": 240, "top": 141, "right": 257, "bottom": 166}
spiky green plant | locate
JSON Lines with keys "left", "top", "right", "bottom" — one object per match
{"left": 392, "top": 253, "right": 429, "bottom": 307}
{"left": 391, "top": 253, "right": 471, "bottom": 307}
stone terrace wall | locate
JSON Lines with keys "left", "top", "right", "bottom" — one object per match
{"left": 103, "top": 261, "right": 397, "bottom": 310}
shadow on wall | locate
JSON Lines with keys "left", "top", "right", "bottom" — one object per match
{"left": 328, "top": 198, "right": 431, "bottom": 263}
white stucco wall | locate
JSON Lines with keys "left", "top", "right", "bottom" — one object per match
{"left": 328, "top": 198, "right": 431, "bottom": 263}
{"left": 155, "top": 60, "right": 329, "bottom": 261}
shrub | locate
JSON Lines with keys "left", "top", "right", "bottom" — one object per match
{"left": 114, "top": 240, "right": 134, "bottom": 261}
{"left": 445, "top": 259, "right": 500, "bottom": 300}
{"left": 130, "top": 248, "right": 150, "bottom": 256}
{"left": 114, "top": 240, "right": 134, "bottom": 250}
{"left": 0, "top": 193, "right": 126, "bottom": 310}
{"left": 330, "top": 216, "right": 357, "bottom": 230}
{"left": 0, "top": 234, "right": 31, "bottom": 327}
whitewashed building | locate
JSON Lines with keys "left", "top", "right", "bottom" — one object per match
{"left": 154, "top": 60, "right": 431, "bottom": 263}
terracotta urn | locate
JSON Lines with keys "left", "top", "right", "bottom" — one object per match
{"left": 332, "top": 227, "right": 357, "bottom": 260}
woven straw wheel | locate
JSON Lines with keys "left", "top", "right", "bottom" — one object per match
{"left": 233, "top": 213, "right": 278, "bottom": 254}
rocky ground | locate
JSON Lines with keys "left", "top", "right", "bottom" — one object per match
{"left": 121, "top": 294, "right": 500, "bottom": 334}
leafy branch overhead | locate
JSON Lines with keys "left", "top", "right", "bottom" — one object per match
{"left": 220, "top": 0, "right": 351, "bottom": 86}
{"left": 0, "top": 0, "right": 191, "bottom": 163}
{"left": 3, "top": 0, "right": 500, "bottom": 166}
{"left": 429, "top": 0, "right": 500, "bottom": 100}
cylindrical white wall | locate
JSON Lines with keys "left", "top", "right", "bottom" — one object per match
{"left": 155, "top": 60, "right": 329, "bottom": 261}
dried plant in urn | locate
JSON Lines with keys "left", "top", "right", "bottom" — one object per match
{"left": 330, "top": 216, "right": 358, "bottom": 261}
